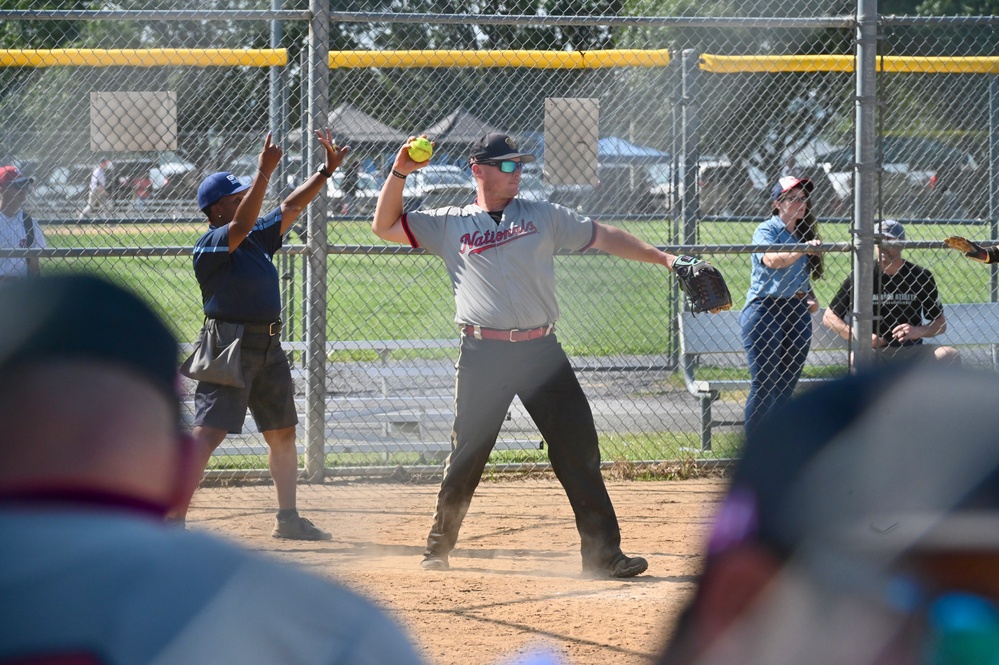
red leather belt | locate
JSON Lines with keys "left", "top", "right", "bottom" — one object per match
{"left": 462, "top": 324, "right": 554, "bottom": 342}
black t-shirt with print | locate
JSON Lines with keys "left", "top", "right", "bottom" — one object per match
{"left": 829, "top": 261, "right": 944, "bottom": 347}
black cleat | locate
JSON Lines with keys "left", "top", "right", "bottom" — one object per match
{"left": 583, "top": 553, "right": 648, "bottom": 579}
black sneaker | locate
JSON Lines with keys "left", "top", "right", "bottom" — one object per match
{"left": 421, "top": 554, "right": 450, "bottom": 571}
{"left": 272, "top": 515, "right": 332, "bottom": 541}
{"left": 583, "top": 553, "right": 649, "bottom": 579}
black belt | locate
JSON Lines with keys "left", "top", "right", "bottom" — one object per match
{"left": 240, "top": 320, "right": 282, "bottom": 336}
{"left": 462, "top": 324, "right": 554, "bottom": 342}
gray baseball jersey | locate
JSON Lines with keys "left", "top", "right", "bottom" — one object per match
{"left": 402, "top": 199, "right": 596, "bottom": 329}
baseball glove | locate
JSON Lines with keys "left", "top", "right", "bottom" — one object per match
{"left": 944, "top": 236, "right": 990, "bottom": 263}
{"left": 673, "top": 255, "right": 733, "bottom": 314}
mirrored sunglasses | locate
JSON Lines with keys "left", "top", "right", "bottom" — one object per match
{"left": 479, "top": 160, "right": 522, "bottom": 173}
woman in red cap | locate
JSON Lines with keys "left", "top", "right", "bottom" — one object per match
{"left": 740, "top": 176, "right": 824, "bottom": 435}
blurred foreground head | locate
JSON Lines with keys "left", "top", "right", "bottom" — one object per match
{"left": 0, "top": 274, "right": 192, "bottom": 515}
{"left": 659, "top": 363, "right": 999, "bottom": 665}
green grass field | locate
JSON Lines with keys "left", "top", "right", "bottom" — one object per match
{"left": 43, "top": 215, "right": 988, "bottom": 466}
{"left": 42, "top": 217, "right": 996, "bottom": 354}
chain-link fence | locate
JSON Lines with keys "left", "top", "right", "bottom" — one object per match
{"left": 1, "top": 0, "right": 997, "bottom": 483}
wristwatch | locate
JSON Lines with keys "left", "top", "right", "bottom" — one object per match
{"left": 317, "top": 165, "right": 333, "bottom": 178}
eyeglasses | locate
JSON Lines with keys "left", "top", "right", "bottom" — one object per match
{"left": 780, "top": 195, "right": 809, "bottom": 204}
{"left": 476, "top": 160, "right": 522, "bottom": 173}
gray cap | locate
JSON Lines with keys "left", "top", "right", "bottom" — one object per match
{"left": 877, "top": 219, "right": 906, "bottom": 240}
{"left": 0, "top": 274, "right": 180, "bottom": 411}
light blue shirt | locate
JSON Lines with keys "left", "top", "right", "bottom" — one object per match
{"left": 0, "top": 509, "right": 428, "bottom": 665}
{"left": 744, "top": 215, "right": 812, "bottom": 305}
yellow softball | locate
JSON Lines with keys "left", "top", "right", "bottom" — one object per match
{"left": 408, "top": 137, "right": 433, "bottom": 163}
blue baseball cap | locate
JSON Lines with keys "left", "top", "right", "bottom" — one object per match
{"left": 197, "top": 172, "right": 250, "bottom": 214}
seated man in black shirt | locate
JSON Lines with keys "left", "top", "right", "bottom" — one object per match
{"left": 823, "top": 219, "right": 959, "bottom": 365}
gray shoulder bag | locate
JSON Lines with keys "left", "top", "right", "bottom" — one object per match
{"left": 179, "top": 319, "right": 245, "bottom": 388}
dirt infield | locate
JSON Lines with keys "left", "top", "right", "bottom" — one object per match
{"left": 187, "top": 477, "right": 726, "bottom": 665}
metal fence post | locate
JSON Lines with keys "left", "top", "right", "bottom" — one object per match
{"left": 852, "top": 0, "right": 877, "bottom": 370}
{"left": 680, "top": 49, "right": 701, "bottom": 247}
{"left": 303, "top": 0, "right": 330, "bottom": 481}
{"left": 679, "top": 49, "right": 706, "bottom": 448}
{"left": 990, "top": 74, "right": 998, "bottom": 366}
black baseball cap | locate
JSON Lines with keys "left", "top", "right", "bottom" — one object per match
{"left": 0, "top": 274, "right": 180, "bottom": 412}
{"left": 470, "top": 133, "right": 537, "bottom": 164}
{"left": 707, "top": 363, "right": 999, "bottom": 564}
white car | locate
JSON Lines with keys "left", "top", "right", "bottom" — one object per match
{"left": 517, "top": 172, "right": 555, "bottom": 202}
{"left": 148, "top": 151, "right": 197, "bottom": 197}
{"left": 326, "top": 170, "right": 380, "bottom": 216}
{"left": 30, "top": 164, "right": 91, "bottom": 205}
{"left": 649, "top": 158, "right": 769, "bottom": 217}
{"left": 227, "top": 154, "right": 301, "bottom": 190}
{"left": 403, "top": 165, "right": 476, "bottom": 211}
{"left": 815, "top": 137, "right": 981, "bottom": 218}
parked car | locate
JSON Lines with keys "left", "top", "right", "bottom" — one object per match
{"left": 517, "top": 172, "right": 555, "bottom": 202}
{"left": 403, "top": 165, "right": 476, "bottom": 211}
{"left": 29, "top": 164, "right": 92, "bottom": 209}
{"left": 108, "top": 159, "right": 157, "bottom": 203}
{"left": 546, "top": 164, "right": 660, "bottom": 216}
{"left": 815, "top": 137, "right": 981, "bottom": 219}
{"left": 649, "top": 158, "right": 769, "bottom": 217}
{"left": 579, "top": 164, "right": 659, "bottom": 216}
{"left": 327, "top": 169, "right": 380, "bottom": 216}
{"left": 147, "top": 151, "right": 198, "bottom": 200}
{"left": 227, "top": 153, "right": 302, "bottom": 191}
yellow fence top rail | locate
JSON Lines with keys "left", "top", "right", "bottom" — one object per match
{"left": 702, "top": 53, "right": 999, "bottom": 74}
{"left": 329, "top": 49, "right": 672, "bottom": 69}
{"left": 0, "top": 49, "right": 287, "bottom": 68}
{"left": 1, "top": 49, "right": 997, "bottom": 74}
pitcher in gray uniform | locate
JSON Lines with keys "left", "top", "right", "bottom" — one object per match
{"left": 373, "top": 132, "right": 680, "bottom": 578}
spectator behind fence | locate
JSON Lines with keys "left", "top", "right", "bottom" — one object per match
{"left": 656, "top": 362, "right": 999, "bottom": 665}
{"left": 172, "top": 130, "right": 348, "bottom": 539}
{"left": 740, "top": 176, "right": 824, "bottom": 436}
{"left": 824, "top": 219, "right": 958, "bottom": 366}
{"left": 0, "top": 274, "right": 427, "bottom": 665}
{"left": 81, "top": 157, "right": 113, "bottom": 218}
{"left": 0, "top": 165, "right": 44, "bottom": 281}
{"left": 133, "top": 172, "right": 153, "bottom": 212}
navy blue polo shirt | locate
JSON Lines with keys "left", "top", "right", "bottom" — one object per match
{"left": 193, "top": 208, "right": 284, "bottom": 323}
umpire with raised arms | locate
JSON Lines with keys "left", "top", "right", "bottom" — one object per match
{"left": 373, "top": 133, "right": 682, "bottom": 578}
{"left": 171, "top": 129, "right": 348, "bottom": 540}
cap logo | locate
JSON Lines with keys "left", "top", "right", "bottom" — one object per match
{"left": 226, "top": 174, "right": 239, "bottom": 185}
